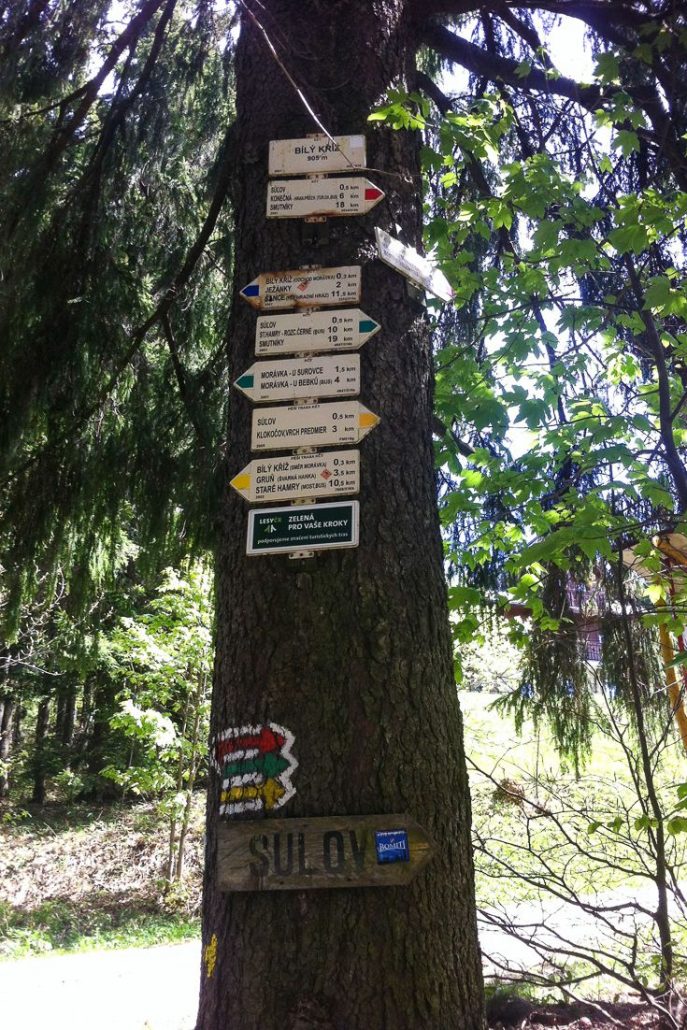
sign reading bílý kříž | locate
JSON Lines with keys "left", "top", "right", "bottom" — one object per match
{"left": 240, "top": 267, "right": 361, "bottom": 312}
{"left": 269, "top": 134, "right": 366, "bottom": 176}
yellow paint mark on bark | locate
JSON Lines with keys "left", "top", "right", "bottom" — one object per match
{"left": 203, "top": 934, "right": 218, "bottom": 978}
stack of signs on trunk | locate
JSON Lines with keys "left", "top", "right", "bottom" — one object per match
{"left": 233, "top": 135, "right": 382, "bottom": 557}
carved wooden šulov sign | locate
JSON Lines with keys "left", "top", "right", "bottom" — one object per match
{"left": 217, "top": 814, "right": 434, "bottom": 891}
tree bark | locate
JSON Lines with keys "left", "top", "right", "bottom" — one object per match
{"left": 197, "top": 2, "right": 484, "bottom": 1027}
{"left": 0, "top": 694, "right": 14, "bottom": 798}
{"left": 32, "top": 697, "right": 51, "bottom": 805}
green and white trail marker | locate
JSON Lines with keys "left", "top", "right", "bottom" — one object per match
{"left": 255, "top": 309, "right": 380, "bottom": 357}
{"left": 234, "top": 355, "right": 360, "bottom": 404}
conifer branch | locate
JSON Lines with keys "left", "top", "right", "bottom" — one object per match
{"left": 161, "top": 313, "right": 209, "bottom": 451}
{"left": 2, "top": 121, "right": 236, "bottom": 489}
{"left": 6, "top": 0, "right": 168, "bottom": 238}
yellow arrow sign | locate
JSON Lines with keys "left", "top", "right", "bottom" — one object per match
{"left": 221, "top": 778, "right": 286, "bottom": 811}
{"left": 230, "top": 451, "right": 360, "bottom": 504}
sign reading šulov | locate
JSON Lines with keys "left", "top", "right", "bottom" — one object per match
{"left": 240, "top": 266, "right": 361, "bottom": 312}
{"left": 217, "top": 814, "right": 434, "bottom": 891}
{"left": 375, "top": 227, "right": 454, "bottom": 303}
{"left": 234, "top": 355, "right": 360, "bottom": 404}
{"left": 251, "top": 401, "right": 379, "bottom": 452}
{"left": 255, "top": 309, "right": 380, "bottom": 357}
{"left": 267, "top": 178, "right": 384, "bottom": 220}
{"left": 230, "top": 450, "right": 360, "bottom": 504}
{"left": 268, "top": 134, "right": 366, "bottom": 176}
{"left": 246, "top": 501, "right": 359, "bottom": 556}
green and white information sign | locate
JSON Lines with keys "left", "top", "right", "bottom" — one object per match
{"left": 247, "top": 501, "right": 359, "bottom": 556}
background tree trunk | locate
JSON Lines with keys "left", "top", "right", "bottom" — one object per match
{"left": 32, "top": 697, "right": 50, "bottom": 805}
{"left": 0, "top": 694, "right": 14, "bottom": 798}
{"left": 197, "top": 2, "right": 485, "bottom": 1027}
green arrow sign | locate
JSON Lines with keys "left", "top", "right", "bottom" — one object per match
{"left": 223, "top": 752, "right": 291, "bottom": 779}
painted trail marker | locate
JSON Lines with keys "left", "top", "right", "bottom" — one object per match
{"left": 247, "top": 501, "right": 359, "bottom": 556}
{"left": 251, "top": 401, "right": 379, "bottom": 451}
{"left": 269, "top": 134, "right": 366, "bottom": 176}
{"left": 234, "top": 355, "right": 360, "bottom": 404}
{"left": 240, "top": 266, "right": 361, "bottom": 312}
{"left": 230, "top": 450, "right": 359, "bottom": 504}
{"left": 217, "top": 813, "right": 434, "bottom": 891}
{"left": 212, "top": 722, "right": 298, "bottom": 818}
{"left": 267, "top": 177, "right": 384, "bottom": 220}
{"left": 375, "top": 227, "right": 454, "bottom": 303}
{"left": 255, "top": 308, "right": 380, "bottom": 357}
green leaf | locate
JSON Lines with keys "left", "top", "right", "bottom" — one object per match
{"left": 608, "top": 223, "right": 650, "bottom": 254}
{"left": 614, "top": 130, "right": 640, "bottom": 156}
{"left": 595, "top": 52, "right": 621, "bottom": 84}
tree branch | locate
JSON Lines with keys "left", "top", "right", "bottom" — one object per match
{"left": 6, "top": 0, "right": 168, "bottom": 237}
{"left": 2, "top": 121, "right": 236, "bottom": 488}
{"left": 161, "top": 313, "right": 208, "bottom": 450}
{"left": 421, "top": 21, "right": 602, "bottom": 108}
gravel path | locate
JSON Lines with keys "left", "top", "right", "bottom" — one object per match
{"left": 0, "top": 886, "right": 674, "bottom": 1030}
{"left": 0, "top": 940, "right": 201, "bottom": 1030}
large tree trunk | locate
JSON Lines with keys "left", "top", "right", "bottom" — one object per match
{"left": 197, "top": 2, "right": 484, "bottom": 1027}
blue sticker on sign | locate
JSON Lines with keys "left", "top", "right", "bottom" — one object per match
{"left": 375, "top": 829, "right": 410, "bottom": 864}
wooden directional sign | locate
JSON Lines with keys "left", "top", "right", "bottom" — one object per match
{"left": 375, "top": 227, "right": 454, "bottom": 303}
{"left": 269, "top": 134, "right": 366, "bottom": 176}
{"left": 240, "top": 266, "right": 361, "bottom": 312}
{"left": 251, "top": 401, "right": 379, "bottom": 451}
{"left": 230, "top": 450, "right": 359, "bottom": 504}
{"left": 234, "top": 355, "right": 360, "bottom": 404}
{"left": 267, "top": 178, "right": 384, "bottom": 219}
{"left": 255, "top": 309, "right": 380, "bottom": 357}
{"left": 246, "top": 501, "right": 359, "bottom": 556}
{"left": 217, "top": 813, "right": 434, "bottom": 891}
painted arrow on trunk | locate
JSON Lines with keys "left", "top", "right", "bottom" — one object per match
{"left": 212, "top": 722, "right": 298, "bottom": 818}
{"left": 214, "top": 724, "right": 286, "bottom": 766}
{"left": 222, "top": 751, "right": 291, "bottom": 780}
{"left": 220, "top": 778, "right": 287, "bottom": 812}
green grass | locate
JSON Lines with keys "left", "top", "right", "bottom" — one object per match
{"left": 461, "top": 692, "right": 686, "bottom": 906}
{"left": 0, "top": 797, "right": 205, "bottom": 960}
{"left": 0, "top": 899, "right": 199, "bottom": 960}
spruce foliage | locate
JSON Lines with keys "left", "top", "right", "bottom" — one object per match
{"left": 0, "top": 0, "right": 236, "bottom": 632}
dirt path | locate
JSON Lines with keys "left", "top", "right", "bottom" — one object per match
{"left": 0, "top": 885, "right": 674, "bottom": 1030}
{"left": 0, "top": 940, "right": 201, "bottom": 1030}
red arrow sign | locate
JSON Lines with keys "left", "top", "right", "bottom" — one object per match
{"left": 215, "top": 725, "right": 286, "bottom": 766}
